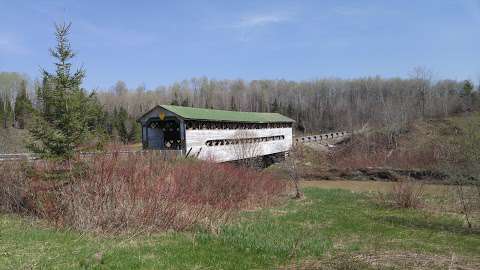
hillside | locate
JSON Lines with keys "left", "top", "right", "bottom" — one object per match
{"left": 283, "top": 113, "right": 480, "bottom": 183}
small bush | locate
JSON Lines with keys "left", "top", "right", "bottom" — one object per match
{"left": 451, "top": 179, "right": 480, "bottom": 230}
{"left": 377, "top": 180, "right": 425, "bottom": 209}
{"left": 1, "top": 153, "right": 286, "bottom": 233}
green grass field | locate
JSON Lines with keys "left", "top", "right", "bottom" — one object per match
{"left": 1, "top": 188, "right": 479, "bottom": 269}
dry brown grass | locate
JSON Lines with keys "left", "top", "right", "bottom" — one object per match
{"left": 358, "top": 251, "right": 480, "bottom": 270}
{"left": 282, "top": 251, "right": 480, "bottom": 270}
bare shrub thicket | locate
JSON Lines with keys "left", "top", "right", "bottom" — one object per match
{"left": 377, "top": 180, "right": 425, "bottom": 209}
{"left": 0, "top": 161, "right": 28, "bottom": 212}
{"left": 331, "top": 130, "right": 438, "bottom": 170}
{"left": 1, "top": 153, "right": 286, "bottom": 233}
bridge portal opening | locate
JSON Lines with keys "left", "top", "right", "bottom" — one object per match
{"left": 146, "top": 120, "right": 182, "bottom": 150}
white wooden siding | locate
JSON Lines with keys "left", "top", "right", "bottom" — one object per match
{"left": 186, "top": 128, "right": 292, "bottom": 162}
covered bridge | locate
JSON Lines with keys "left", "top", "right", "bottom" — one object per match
{"left": 137, "top": 105, "right": 295, "bottom": 162}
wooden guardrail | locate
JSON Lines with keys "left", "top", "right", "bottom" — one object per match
{"left": 0, "top": 150, "right": 183, "bottom": 161}
{"left": 295, "top": 131, "right": 350, "bottom": 143}
{"left": 0, "top": 153, "right": 36, "bottom": 161}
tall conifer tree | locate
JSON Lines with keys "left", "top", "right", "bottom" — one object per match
{"left": 14, "top": 80, "right": 31, "bottom": 129}
{"left": 28, "top": 23, "right": 97, "bottom": 160}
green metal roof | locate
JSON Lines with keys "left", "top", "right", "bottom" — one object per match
{"left": 160, "top": 105, "right": 295, "bottom": 123}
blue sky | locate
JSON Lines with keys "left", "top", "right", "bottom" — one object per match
{"left": 0, "top": 0, "right": 479, "bottom": 89}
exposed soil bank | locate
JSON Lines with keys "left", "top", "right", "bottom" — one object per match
{"left": 300, "top": 180, "right": 457, "bottom": 195}
{"left": 307, "top": 167, "right": 478, "bottom": 184}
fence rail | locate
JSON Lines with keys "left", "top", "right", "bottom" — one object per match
{"left": 0, "top": 150, "right": 183, "bottom": 161}
{"left": 295, "top": 131, "right": 350, "bottom": 143}
{"left": 0, "top": 153, "right": 36, "bottom": 161}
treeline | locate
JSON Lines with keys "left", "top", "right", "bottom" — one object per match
{"left": 1, "top": 71, "right": 478, "bottom": 140}
{"left": 0, "top": 72, "right": 140, "bottom": 145}
{"left": 0, "top": 73, "right": 33, "bottom": 129}
{"left": 97, "top": 73, "right": 479, "bottom": 133}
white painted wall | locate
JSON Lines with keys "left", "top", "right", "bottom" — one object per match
{"left": 186, "top": 128, "right": 293, "bottom": 162}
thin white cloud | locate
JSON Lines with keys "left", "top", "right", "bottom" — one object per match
{"left": 237, "top": 13, "right": 290, "bottom": 28}
{"left": 221, "top": 11, "right": 294, "bottom": 42}
{"left": 222, "top": 11, "right": 295, "bottom": 30}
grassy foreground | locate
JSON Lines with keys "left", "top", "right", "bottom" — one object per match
{"left": 1, "top": 188, "right": 479, "bottom": 269}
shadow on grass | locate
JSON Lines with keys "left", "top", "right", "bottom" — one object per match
{"left": 376, "top": 215, "right": 479, "bottom": 235}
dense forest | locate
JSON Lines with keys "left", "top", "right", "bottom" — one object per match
{"left": 1, "top": 70, "right": 478, "bottom": 144}
{"left": 97, "top": 74, "right": 479, "bottom": 133}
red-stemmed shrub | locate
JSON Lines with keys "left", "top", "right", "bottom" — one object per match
{"left": 4, "top": 152, "right": 286, "bottom": 233}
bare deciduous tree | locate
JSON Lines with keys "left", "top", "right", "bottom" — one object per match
{"left": 282, "top": 143, "right": 304, "bottom": 199}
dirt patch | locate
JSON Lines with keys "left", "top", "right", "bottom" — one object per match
{"left": 282, "top": 251, "right": 480, "bottom": 269}
{"left": 357, "top": 251, "right": 480, "bottom": 270}
{"left": 310, "top": 167, "right": 454, "bottom": 183}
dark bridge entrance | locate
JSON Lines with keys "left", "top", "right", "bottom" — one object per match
{"left": 146, "top": 119, "right": 182, "bottom": 150}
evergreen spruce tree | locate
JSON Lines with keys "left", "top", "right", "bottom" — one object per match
{"left": 170, "top": 91, "right": 180, "bottom": 106}
{"left": 271, "top": 98, "right": 279, "bottom": 113}
{"left": 109, "top": 106, "right": 140, "bottom": 144}
{"left": 287, "top": 103, "right": 294, "bottom": 117}
{"left": 14, "top": 80, "right": 32, "bottom": 129}
{"left": 0, "top": 97, "right": 4, "bottom": 129}
{"left": 128, "top": 119, "right": 141, "bottom": 143}
{"left": 181, "top": 97, "right": 189, "bottom": 107}
{"left": 28, "top": 23, "right": 98, "bottom": 160}
{"left": 4, "top": 101, "right": 12, "bottom": 128}
{"left": 115, "top": 107, "right": 129, "bottom": 144}
{"left": 109, "top": 108, "right": 119, "bottom": 140}
{"left": 83, "top": 91, "right": 106, "bottom": 132}
{"left": 1, "top": 94, "right": 13, "bottom": 128}
{"left": 463, "top": 80, "right": 474, "bottom": 95}
{"left": 462, "top": 80, "right": 474, "bottom": 110}
{"left": 230, "top": 96, "right": 237, "bottom": 111}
